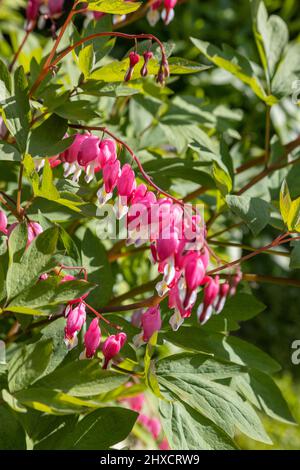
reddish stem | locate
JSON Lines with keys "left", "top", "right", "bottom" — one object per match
{"left": 30, "top": 27, "right": 167, "bottom": 97}
{"left": 58, "top": 265, "right": 88, "bottom": 281}
{"left": 9, "top": 22, "right": 36, "bottom": 72}
{"left": 83, "top": 301, "right": 122, "bottom": 330}
{"left": 68, "top": 123, "right": 184, "bottom": 208}
{"left": 207, "top": 233, "right": 293, "bottom": 276}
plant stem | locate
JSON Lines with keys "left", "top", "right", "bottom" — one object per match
{"left": 209, "top": 239, "right": 290, "bottom": 258}
{"left": 9, "top": 23, "right": 35, "bottom": 72}
{"left": 83, "top": 301, "right": 121, "bottom": 329}
{"left": 240, "top": 273, "right": 300, "bottom": 288}
{"left": 264, "top": 105, "right": 271, "bottom": 168}
{"left": 0, "top": 192, "right": 21, "bottom": 220}
{"left": 207, "top": 222, "right": 244, "bottom": 240}
{"left": 30, "top": 29, "right": 167, "bottom": 97}
{"left": 16, "top": 162, "right": 24, "bottom": 217}
{"left": 107, "top": 278, "right": 160, "bottom": 306}
{"left": 68, "top": 123, "right": 184, "bottom": 207}
{"left": 207, "top": 233, "right": 294, "bottom": 275}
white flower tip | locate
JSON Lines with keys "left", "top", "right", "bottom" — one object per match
{"left": 169, "top": 311, "right": 184, "bottom": 331}
{"left": 133, "top": 332, "right": 145, "bottom": 348}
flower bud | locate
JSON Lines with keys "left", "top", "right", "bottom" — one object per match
{"left": 141, "top": 51, "right": 154, "bottom": 77}
{"left": 64, "top": 303, "right": 86, "bottom": 349}
{"left": 103, "top": 159, "right": 120, "bottom": 194}
{"left": 117, "top": 164, "right": 136, "bottom": 198}
{"left": 0, "top": 210, "right": 8, "bottom": 235}
{"left": 124, "top": 51, "right": 140, "bottom": 82}
{"left": 77, "top": 135, "right": 100, "bottom": 167}
{"left": 26, "top": 0, "right": 40, "bottom": 22}
{"left": 83, "top": 318, "right": 101, "bottom": 358}
{"left": 156, "top": 66, "right": 165, "bottom": 85}
{"left": 48, "top": 0, "right": 65, "bottom": 18}
{"left": 0, "top": 117, "right": 7, "bottom": 139}
{"left": 102, "top": 332, "right": 127, "bottom": 369}
{"left": 141, "top": 306, "right": 162, "bottom": 342}
{"left": 99, "top": 139, "right": 117, "bottom": 167}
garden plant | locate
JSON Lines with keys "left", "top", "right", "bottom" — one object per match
{"left": 0, "top": 0, "right": 300, "bottom": 451}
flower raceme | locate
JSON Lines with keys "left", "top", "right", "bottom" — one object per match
{"left": 51, "top": 131, "right": 241, "bottom": 336}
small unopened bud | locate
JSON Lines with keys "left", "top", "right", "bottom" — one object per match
{"left": 141, "top": 51, "right": 154, "bottom": 77}
{"left": 124, "top": 51, "right": 140, "bottom": 82}
{"left": 162, "top": 58, "right": 170, "bottom": 78}
{"left": 156, "top": 65, "right": 165, "bottom": 85}
{"left": 26, "top": 0, "right": 40, "bottom": 22}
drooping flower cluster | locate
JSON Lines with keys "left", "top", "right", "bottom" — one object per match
{"left": 62, "top": 274, "right": 127, "bottom": 367}
{"left": 147, "top": 0, "right": 178, "bottom": 26}
{"left": 52, "top": 132, "right": 241, "bottom": 339}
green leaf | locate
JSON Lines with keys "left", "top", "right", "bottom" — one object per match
{"left": 0, "top": 141, "right": 21, "bottom": 161}
{"left": 287, "top": 197, "right": 300, "bottom": 232}
{"left": 40, "top": 318, "right": 69, "bottom": 376}
{"left": 142, "top": 158, "right": 215, "bottom": 189}
{"left": 220, "top": 290, "right": 266, "bottom": 323}
{"left": 159, "top": 400, "right": 237, "bottom": 450}
{"left": 90, "top": 57, "right": 209, "bottom": 82}
{"left": 144, "top": 332, "right": 162, "bottom": 398}
{"left": 158, "top": 364, "right": 271, "bottom": 444}
{"left": 78, "top": 44, "right": 95, "bottom": 79}
{"left": 164, "top": 327, "right": 281, "bottom": 374}
{"left": 213, "top": 162, "right": 232, "bottom": 196}
{"left": 290, "top": 241, "right": 300, "bottom": 269}
{"left": 232, "top": 369, "right": 295, "bottom": 425}
{"left": 59, "top": 226, "right": 81, "bottom": 264}
{"left": 14, "top": 388, "right": 94, "bottom": 414}
{"left": 8, "top": 278, "right": 94, "bottom": 313}
{"left": 35, "top": 407, "right": 138, "bottom": 449}
{"left": 8, "top": 339, "right": 53, "bottom": 393}
{"left": 36, "top": 360, "right": 128, "bottom": 397}
{"left": 250, "top": 0, "right": 289, "bottom": 81}
{"left": 2, "top": 66, "right": 31, "bottom": 153}
{"left": 191, "top": 37, "right": 277, "bottom": 105}
{"left": 81, "top": 229, "right": 113, "bottom": 307}
{"left": 0, "top": 253, "right": 7, "bottom": 302}
{"left": 28, "top": 114, "right": 73, "bottom": 158}
{"left": 157, "top": 352, "right": 245, "bottom": 378}
{"left": 0, "top": 59, "right": 11, "bottom": 102}
{"left": 0, "top": 405, "right": 26, "bottom": 450}
{"left": 226, "top": 195, "right": 271, "bottom": 235}
{"left": 53, "top": 100, "right": 99, "bottom": 121}
{"left": 24, "top": 156, "right": 84, "bottom": 213}
{"left": 7, "top": 222, "right": 28, "bottom": 263}
{"left": 271, "top": 43, "right": 300, "bottom": 99}
{"left": 87, "top": 0, "right": 142, "bottom": 14}
{"left": 6, "top": 226, "right": 59, "bottom": 300}
{"left": 280, "top": 180, "right": 292, "bottom": 227}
